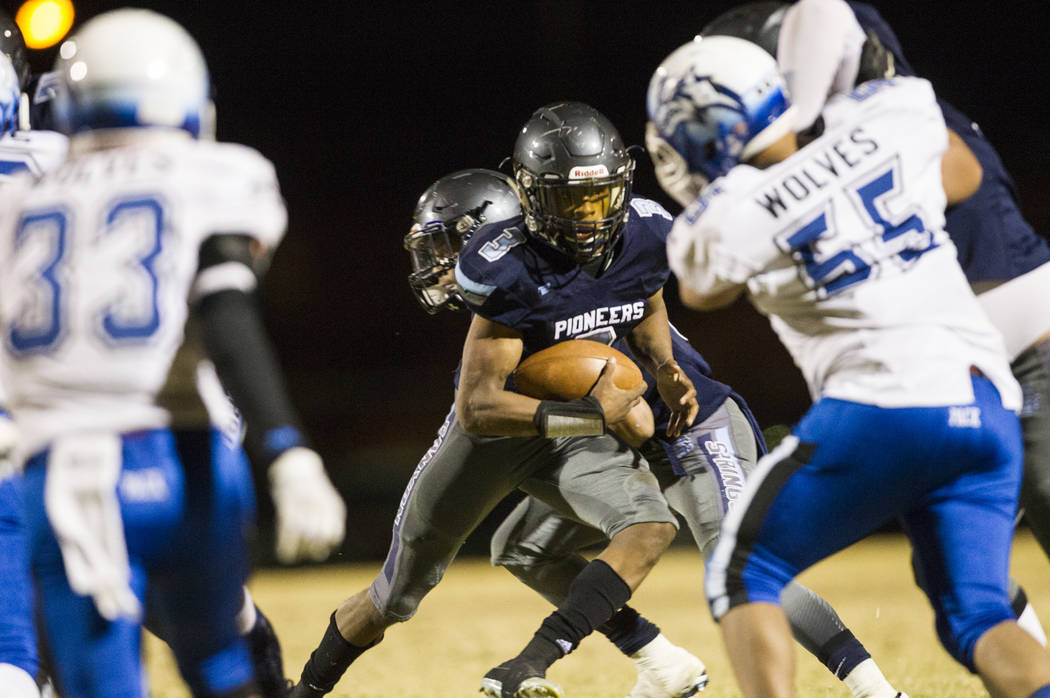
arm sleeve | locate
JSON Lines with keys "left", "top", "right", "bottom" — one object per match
{"left": 193, "top": 234, "right": 307, "bottom": 468}
{"left": 778, "top": 0, "right": 867, "bottom": 130}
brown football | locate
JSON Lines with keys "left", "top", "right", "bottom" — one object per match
{"left": 513, "top": 339, "right": 645, "bottom": 400}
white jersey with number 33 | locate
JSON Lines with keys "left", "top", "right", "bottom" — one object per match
{"left": 667, "top": 77, "right": 1019, "bottom": 410}
{"left": 0, "top": 135, "right": 286, "bottom": 455}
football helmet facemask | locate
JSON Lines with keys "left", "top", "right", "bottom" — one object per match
{"left": 51, "top": 9, "right": 212, "bottom": 138}
{"left": 405, "top": 169, "right": 521, "bottom": 314}
{"left": 647, "top": 36, "right": 796, "bottom": 187}
{"left": 513, "top": 102, "right": 634, "bottom": 265}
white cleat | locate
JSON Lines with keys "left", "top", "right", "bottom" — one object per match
{"left": 627, "top": 636, "right": 708, "bottom": 698}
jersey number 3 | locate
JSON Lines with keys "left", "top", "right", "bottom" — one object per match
{"left": 7, "top": 197, "right": 166, "bottom": 356}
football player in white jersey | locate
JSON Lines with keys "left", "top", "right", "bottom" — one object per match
{"left": 0, "top": 10, "right": 345, "bottom": 698}
{"left": 646, "top": 36, "right": 1050, "bottom": 698}
{"left": 0, "top": 18, "right": 68, "bottom": 697}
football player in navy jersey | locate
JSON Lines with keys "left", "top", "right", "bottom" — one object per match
{"left": 687, "top": 0, "right": 1050, "bottom": 647}
{"left": 462, "top": 101, "right": 900, "bottom": 697}
{"left": 290, "top": 105, "right": 701, "bottom": 698}
{"left": 406, "top": 169, "right": 906, "bottom": 698}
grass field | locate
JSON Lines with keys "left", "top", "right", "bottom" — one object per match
{"left": 145, "top": 531, "right": 1050, "bottom": 697}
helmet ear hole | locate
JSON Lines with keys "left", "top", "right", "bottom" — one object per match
{"left": 703, "top": 141, "right": 718, "bottom": 162}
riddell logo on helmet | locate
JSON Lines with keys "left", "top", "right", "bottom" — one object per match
{"left": 569, "top": 165, "right": 609, "bottom": 179}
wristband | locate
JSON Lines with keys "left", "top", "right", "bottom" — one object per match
{"left": 533, "top": 396, "right": 606, "bottom": 438}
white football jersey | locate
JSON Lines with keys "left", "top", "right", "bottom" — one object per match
{"left": 667, "top": 77, "right": 1020, "bottom": 410}
{"left": 0, "top": 134, "right": 286, "bottom": 455}
{"left": 0, "top": 129, "right": 69, "bottom": 409}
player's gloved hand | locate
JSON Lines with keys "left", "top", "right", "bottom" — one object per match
{"left": 656, "top": 360, "right": 698, "bottom": 438}
{"left": 0, "top": 414, "right": 19, "bottom": 482}
{"left": 589, "top": 358, "right": 647, "bottom": 425}
{"left": 268, "top": 447, "right": 346, "bottom": 564}
{"left": 44, "top": 433, "right": 142, "bottom": 622}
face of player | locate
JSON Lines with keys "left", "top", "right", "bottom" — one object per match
{"left": 551, "top": 183, "right": 621, "bottom": 224}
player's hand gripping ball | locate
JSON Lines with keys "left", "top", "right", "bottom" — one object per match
{"left": 513, "top": 339, "right": 644, "bottom": 399}
{"left": 513, "top": 340, "right": 654, "bottom": 446}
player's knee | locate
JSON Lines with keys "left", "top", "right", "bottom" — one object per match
{"left": 619, "top": 521, "right": 676, "bottom": 568}
{"left": 936, "top": 606, "right": 1015, "bottom": 670}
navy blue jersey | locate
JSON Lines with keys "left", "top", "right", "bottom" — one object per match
{"left": 849, "top": 2, "right": 1050, "bottom": 283}
{"left": 455, "top": 197, "right": 674, "bottom": 357}
{"left": 615, "top": 325, "right": 733, "bottom": 441}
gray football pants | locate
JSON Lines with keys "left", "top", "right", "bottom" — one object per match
{"left": 1016, "top": 336, "right": 1050, "bottom": 556}
{"left": 368, "top": 406, "right": 677, "bottom": 623}
{"left": 490, "top": 397, "right": 860, "bottom": 659}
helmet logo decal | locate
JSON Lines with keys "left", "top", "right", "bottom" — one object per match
{"left": 569, "top": 165, "right": 609, "bottom": 179}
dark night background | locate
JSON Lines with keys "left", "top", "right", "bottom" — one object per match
{"left": 7, "top": 0, "right": 1049, "bottom": 562}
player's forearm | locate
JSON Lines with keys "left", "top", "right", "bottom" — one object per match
{"left": 196, "top": 288, "right": 308, "bottom": 466}
{"left": 625, "top": 300, "right": 675, "bottom": 377}
{"left": 454, "top": 385, "right": 543, "bottom": 436}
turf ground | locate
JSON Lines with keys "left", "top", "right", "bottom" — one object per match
{"left": 145, "top": 531, "right": 1050, "bottom": 697}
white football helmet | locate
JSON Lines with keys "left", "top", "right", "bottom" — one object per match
{"left": 0, "top": 54, "right": 18, "bottom": 135}
{"left": 51, "top": 9, "right": 213, "bottom": 138}
{"left": 646, "top": 35, "right": 796, "bottom": 188}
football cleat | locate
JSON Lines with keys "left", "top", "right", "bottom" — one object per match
{"left": 246, "top": 605, "right": 289, "bottom": 698}
{"left": 628, "top": 637, "right": 708, "bottom": 698}
{"left": 480, "top": 659, "right": 564, "bottom": 698}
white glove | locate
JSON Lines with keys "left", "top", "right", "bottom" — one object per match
{"left": 44, "top": 433, "right": 141, "bottom": 622}
{"left": 268, "top": 447, "right": 346, "bottom": 564}
{"left": 0, "top": 415, "right": 18, "bottom": 482}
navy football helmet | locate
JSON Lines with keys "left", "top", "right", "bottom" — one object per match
{"left": 405, "top": 169, "right": 521, "bottom": 314}
{"left": 512, "top": 102, "right": 634, "bottom": 265}
{"left": 701, "top": 2, "right": 787, "bottom": 56}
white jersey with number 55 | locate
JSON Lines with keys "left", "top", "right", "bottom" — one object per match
{"left": 0, "top": 134, "right": 286, "bottom": 455}
{"left": 667, "top": 76, "right": 1019, "bottom": 410}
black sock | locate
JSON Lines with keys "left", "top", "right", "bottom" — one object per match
{"left": 597, "top": 605, "right": 660, "bottom": 656}
{"left": 819, "top": 629, "right": 871, "bottom": 679}
{"left": 298, "top": 612, "right": 381, "bottom": 693}
{"left": 1012, "top": 584, "right": 1030, "bottom": 618}
{"left": 518, "top": 559, "right": 631, "bottom": 669}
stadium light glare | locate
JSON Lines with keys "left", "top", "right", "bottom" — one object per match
{"left": 15, "top": 0, "right": 75, "bottom": 49}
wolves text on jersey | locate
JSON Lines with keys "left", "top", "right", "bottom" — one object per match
{"left": 755, "top": 127, "right": 879, "bottom": 219}
{"left": 553, "top": 301, "right": 647, "bottom": 341}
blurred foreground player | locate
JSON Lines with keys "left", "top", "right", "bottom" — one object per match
{"left": 697, "top": 0, "right": 1050, "bottom": 644}
{"left": 647, "top": 34, "right": 1050, "bottom": 697}
{"left": 0, "top": 9, "right": 344, "bottom": 697}
{"left": 0, "top": 18, "right": 67, "bottom": 697}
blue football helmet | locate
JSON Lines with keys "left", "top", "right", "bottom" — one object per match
{"left": 51, "top": 9, "right": 213, "bottom": 138}
{"left": 646, "top": 35, "right": 796, "bottom": 191}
